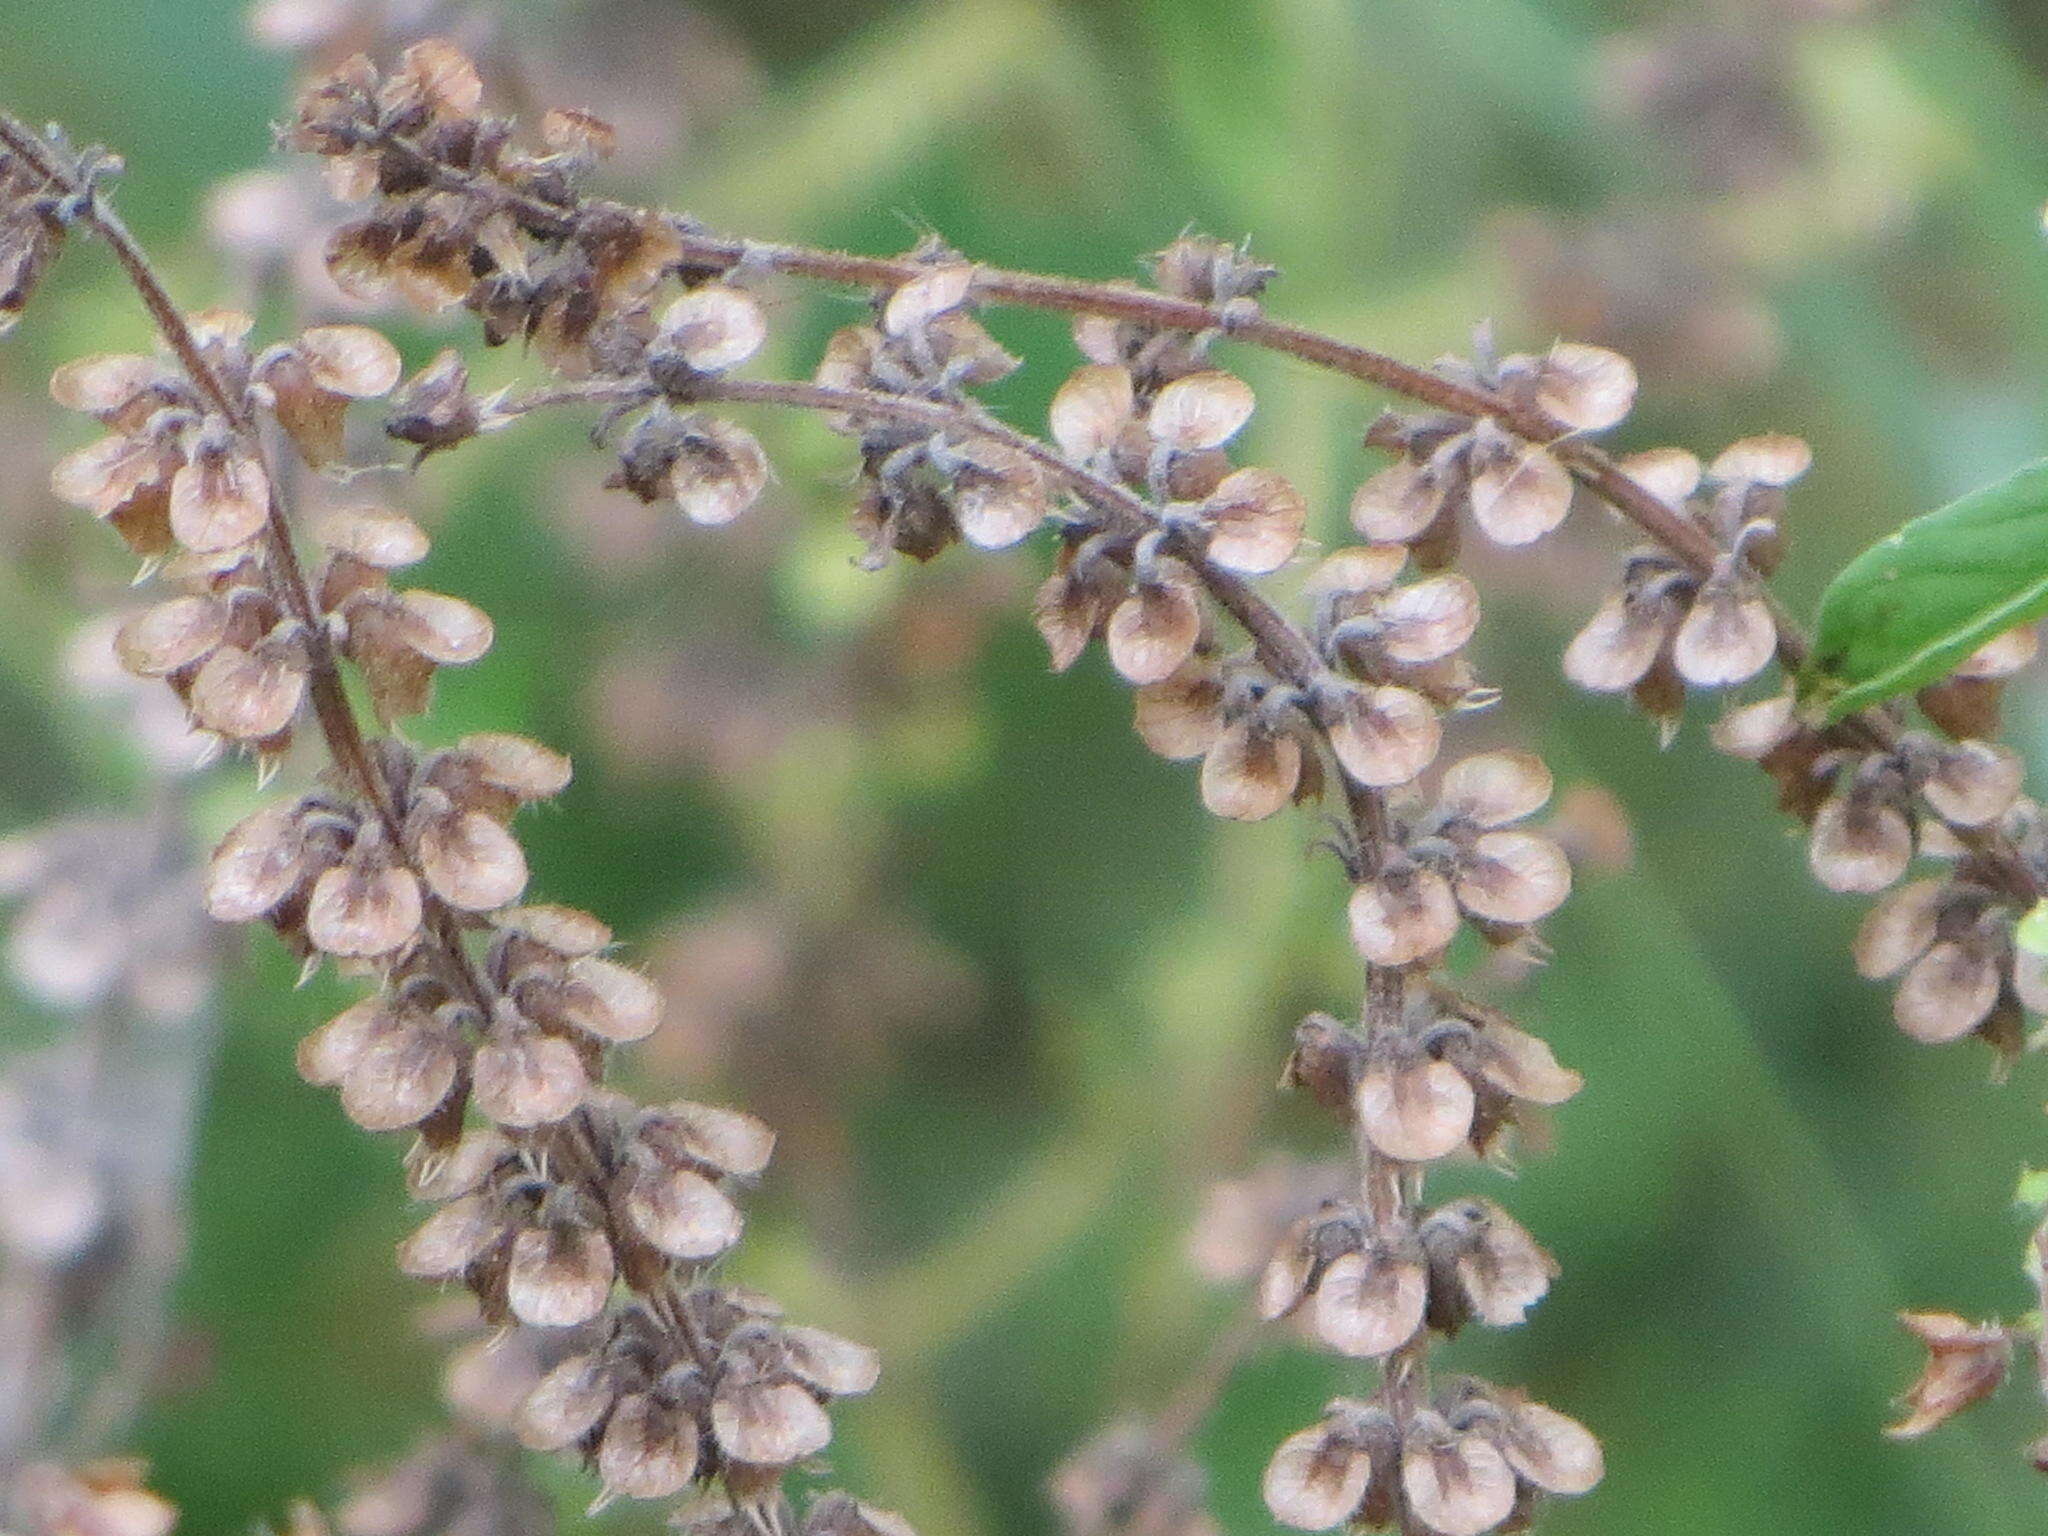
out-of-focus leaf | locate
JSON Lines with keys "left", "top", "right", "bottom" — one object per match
{"left": 1809, "top": 457, "right": 2048, "bottom": 720}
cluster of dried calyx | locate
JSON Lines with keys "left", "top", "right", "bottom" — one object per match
{"left": 2, "top": 80, "right": 905, "bottom": 1536}
{"left": 11, "top": 13, "right": 2048, "bottom": 1525}
{"left": 280, "top": 29, "right": 2048, "bottom": 1500}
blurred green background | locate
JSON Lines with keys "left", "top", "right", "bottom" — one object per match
{"left": 8, "top": 0, "right": 2048, "bottom": 1532}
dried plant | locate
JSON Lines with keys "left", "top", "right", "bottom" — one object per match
{"left": 8, "top": 19, "right": 2048, "bottom": 1536}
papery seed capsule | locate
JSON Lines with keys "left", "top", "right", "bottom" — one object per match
{"left": 415, "top": 806, "right": 529, "bottom": 911}
{"left": 658, "top": 285, "right": 767, "bottom": 373}
{"left": 1808, "top": 794, "right": 1913, "bottom": 894}
{"left": 1312, "top": 1246, "right": 1427, "bottom": 1359}
{"left": 1438, "top": 752, "right": 1552, "bottom": 830}
{"left": 1350, "top": 460, "right": 1445, "bottom": 544}
{"left": 338, "top": 1008, "right": 460, "bottom": 1131}
{"left": 1202, "top": 467, "right": 1306, "bottom": 574}
{"left": 1200, "top": 719, "right": 1302, "bottom": 822}
{"left": 883, "top": 263, "right": 975, "bottom": 337}
{"left": 1894, "top": 940, "right": 2001, "bottom": 1044}
{"left": 1563, "top": 589, "right": 1671, "bottom": 693}
{"left": 1106, "top": 576, "right": 1202, "bottom": 686}
{"left": 1147, "top": 370, "right": 1254, "bottom": 451}
{"left": 1497, "top": 1399, "right": 1604, "bottom": 1495}
{"left": 396, "top": 1192, "right": 505, "bottom": 1280}
{"left": 1454, "top": 831, "right": 1571, "bottom": 925}
{"left": 1467, "top": 436, "right": 1570, "bottom": 547}
{"left": 1347, "top": 864, "right": 1459, "bottom": 968}
{"left": 1467, "top": 1020, "right": 1581, "bottom": 1106}
{"left": 1922, "top": 741, "right": 2023, "bottom": 827}
{"left": 710, "top": 1379, "right": 832, "bottom": 1466}
{"left": 204, "top": 802, "right": 311, "bottom": 922}
{"left": 781, "top": 1325, "right": 883, "bottom": 1396}
{"left": 1374, "top": 574, "right": 1481, "bottom": 666}
{"left": 507, "top": 1223, "right": 614, "bottom": 1327}
{"left": 517, "top": 1352, "right": 617, "bottom": 1452}
{"left": 313, "top": 507, "right": 430, "bottom": 569}
{"left": 1617, "top": 447, "right": 1702, "bottom": 505}
{"left": 547, "top": 956, "right": 663, "bottom": 1043}
{"left": 1400, "top": 1414, "right": 1517, "bottom": 1536}
{"left": 1262, "top": 1410, "right": 1377, "bottom": 1531}
{"left": 1133, "top": 662, "right": 1225, "bottom": 760}
{"left": 473, "top": 1028, "right": 587, "bottom": 1127}
{"left": 1709, "top": 433, "right": 1811, "bottom": 486}
{"left": 1353, "top": 1055, "right": 1473, "bottom": 1162}
{"left": 622, "top": 1162, "right": 742, "bottom": 1259}
{"left": 1852, "top": 878, "right": 1946, "bottom": 980}
{"left": 306, "top": 858, "right": 422, "bottom": 958}
{"left": 1671, "top": 582, "right": 1775, "bottom": 688}
{"left": 1324, "top": 685, "right": 1441, "bottom": 788}
{"left": 1529, "top": 342, "right": 1636, "bottom": 432}
{"left": 1050, "top": 365, "right": 1136, "bottom": 461}
{"left": 638, "top": 1102, "right": 776, "bottom": 1176}
{"left": 190, "top": 643, "right": 307, "bottom": 741}
{"left": 597, "top": 1391, "right": 701, "bottom": 1499}
{"left": 672, "top": 419, "right": 770, "bottom": 527}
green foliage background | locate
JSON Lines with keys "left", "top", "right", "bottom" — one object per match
{"left": 7, "top": 0, "right": 2048, "bottom": 1532}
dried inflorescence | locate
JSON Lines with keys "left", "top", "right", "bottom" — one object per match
{"left": 11, "top": 9, "right": 2048, "bottom": 1518}
{"left": 268, "top": 41, "right": 1618, "bottom": 1532}
{"left": 1, "top": 93, "right": 904, "bottom": 1533}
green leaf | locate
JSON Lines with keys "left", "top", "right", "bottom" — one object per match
{"left": 1809, "top": 457, "right": 2048, "bottom": 722}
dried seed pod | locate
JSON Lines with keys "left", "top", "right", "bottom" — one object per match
{"left": 1050, "top": 365, "right": 1136, "bottom": 461}
{"left": 507, "top": 1222, "right": 615, "bottom": 1327}
{"left": 1323, "top": 685, "right": 1441, "bottom": 788}
{"left": 1312, "top": 1240, "right": 1427, "bottom": 1358}
{"left": 671, "top": 418, "right": 771, "bottom": 526}
{"left": 597, "top": 1391, "right": 701, "bottom": 1498}
{"left": 1351, "top": 459, "right": 1447, "bottom": 544}
{"left": 1893, "top": 939, "right": 2002, "bottom": 1044}
{"left": 1420, "top": 1199, "right": 1556, "bottom": 1330}
{"left": 397, "top": 1192, "right": 506, "bottom": 1281}
{"left": 1133, "top": 661, "right": 1225, "bottom": 760}
{"left": 710, "top": 1377, "right": 832, "bottom": 1466}
{"left": 1106, "top": 567, "right": 1203, "bottom": 686}
{"left": 1670, "top": 578, "right": 1775, "bottom": 688}
{"left": 1354, "top": 1048, "right": 1474, "bottom": 1163}
{"left": 204, "top": 801, "right": 314, "bottom": 922}
{"left": 1808, "top": 789, "right": 1913, "bottom": 895}
{"left": 1201, "top": 467, "right": 1306, "bottom": 574}
{"left": 1437, "top": 752, "right": 1552, "bottom": 830}
{"left": 264, "top": 324, "right": 402, "bottom": 465}
{"left": 1887, "top": 1311, "right": 2012, "bottom": 1439}
{"left": 781, "top": 1325, "right": 883, "bottom": 1396}
{"left": 1523, "top": 342, "right": 1637, "bottom": 432}
{"left": 1263, "top": 1406, "right": 1381, "bottom": 1530}
{"left": 412, "top": 800, "right": 529, "bottom": 911}
{"left": 1453, "top": 830, "right": 1571, "bottom": 926}
{"left": 1563, "top": 588, "right": 1675, "bottom": 693}
{"left": 621, "top": 1160, "right": 743, "bottom": 1259}
{"left": 1348, "top": 862, "right": 1459, "bottom": 968}
{"left": 657, "top": 284, "right": 768, "bottom": 373}
{"left": 1201, "top": 717, "right": 1303, "bottom": 822}
{"left": 1489, "top": 1396, "right": 1604, "bottom": 1495}
{"left": 1466, "top": 429, "right": 1570, "bottom": 546}
{"left": 1146, "top": 370, "right": 1254, "bottom": 451}
{"left": 306, "top": 850, "right": 422, "bottom": 959}
{"left": 517, "top": 1351, "right": 617, "bottom": 1452}
{"left": 189, "top": 637, "right": 307, "bottom": 741}
{"left": 472, "top": 1024, "right": 587, "bottom": 1127}
{"left": 1399, "top": 1411, "right": 1517, "bottom": 1536}
{"left": 335, "top": 1005, "right": 461, "bottom": 1132}
{"left": 1921, "top": 741, "right": 2023, "bottom": 828}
